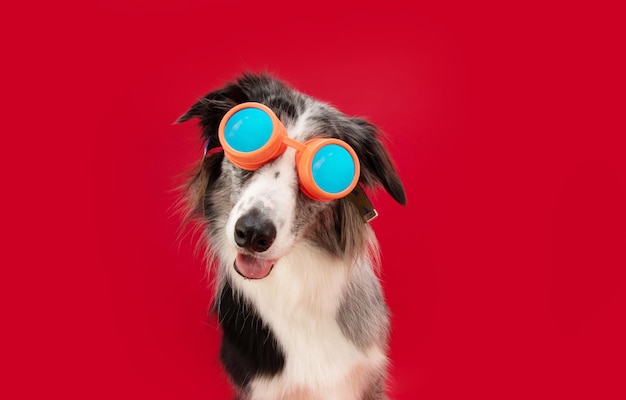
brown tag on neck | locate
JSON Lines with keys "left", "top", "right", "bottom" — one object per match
{"left": 347, "top": 184, "right": 378, "bottom": 223}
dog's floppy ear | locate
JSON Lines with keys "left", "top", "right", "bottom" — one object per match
{"left": 349, "top": 118, "right": 406, "bottom": 205}
{"left": 176, "top": 80, "right": 250, "bottom": 222}
{"left": 175, "top": 81, "right": 249, "bottom": 151}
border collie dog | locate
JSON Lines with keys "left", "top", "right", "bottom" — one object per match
{"left": 178, "top": 73, "right": 405, "bottom": 399}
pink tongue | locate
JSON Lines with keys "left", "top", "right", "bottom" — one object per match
{"left": 235, "top": 253, "right": 275, "bottom": 279}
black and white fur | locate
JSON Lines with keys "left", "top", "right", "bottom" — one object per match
{"left": 178, "top": 73, "right": 405, "bottom": 399}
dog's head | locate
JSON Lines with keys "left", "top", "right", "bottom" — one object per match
{"left": 178, "top": 73, "right": 405, "bottom": 279}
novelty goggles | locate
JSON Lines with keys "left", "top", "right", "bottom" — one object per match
{"left": 218, "top": 102, "right": 360, "bottom": 201}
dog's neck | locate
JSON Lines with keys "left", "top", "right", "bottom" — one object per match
{"left": 223, "top": 242, "right": 351, "bottom": 316}
{"left": 217, "top": 242, "right": 387, "bottom": 399}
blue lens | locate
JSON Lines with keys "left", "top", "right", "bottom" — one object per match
{"left": 223, "top": 108, "right": 273, "bottom": 152}
{"left": 311, "top": 144, "right": 355, "bottom": 194}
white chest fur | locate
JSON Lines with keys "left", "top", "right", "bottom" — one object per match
{"left": 228, "top": 243, "right": 387, "bottom": 399}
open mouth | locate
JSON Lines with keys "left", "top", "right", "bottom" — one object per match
{"left": 234, "top": 252, "right": 276, "bottom": 280}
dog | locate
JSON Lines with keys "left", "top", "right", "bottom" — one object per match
{"left": 177, "top": 73, "right": 405, "bottom": 399}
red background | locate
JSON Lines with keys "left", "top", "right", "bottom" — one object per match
{"left": 2, "top": 1, "right": 626, "bottom": 398}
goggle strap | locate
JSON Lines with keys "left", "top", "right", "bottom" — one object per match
{"left": 203, "top": 140, "right": 210, "bottom": 158}
{"left": 203, "top": 142, "right": 224, "bottom": 160}
{"left": 347, "top": 184, "right": 378, "bottom": 223}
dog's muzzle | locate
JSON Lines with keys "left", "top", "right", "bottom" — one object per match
{"left": 233, "top": 211, "right": 277, "bottom": 279}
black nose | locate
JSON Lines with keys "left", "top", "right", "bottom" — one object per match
{"left": 234, "top": 211, "right": 276, "bottom": 253}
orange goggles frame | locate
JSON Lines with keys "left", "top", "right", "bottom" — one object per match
{"left": 218, "top": 102, "right": 360, "bottom": 201}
